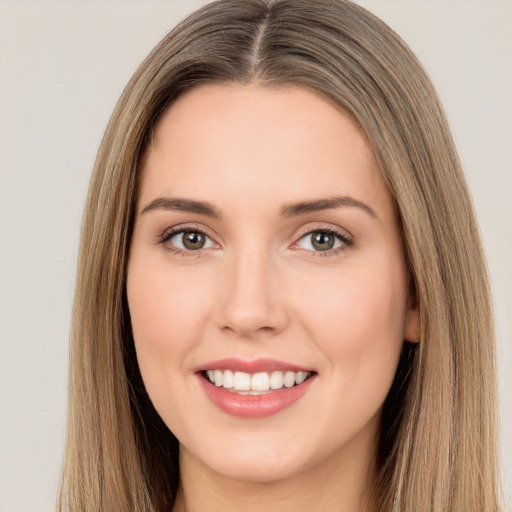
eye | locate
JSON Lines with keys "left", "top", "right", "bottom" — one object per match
{"left": 294, "top": 229, "right": 351, "bottom": 253}
{"left": 165, "top": 229, "right": 216, "bottom": 251}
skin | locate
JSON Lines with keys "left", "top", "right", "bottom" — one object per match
{"left": 127, "top": 83, "right": 420, "bottom": 512}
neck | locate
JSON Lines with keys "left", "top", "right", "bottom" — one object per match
{"left": 172, "top": 433, "right": 379, "bottom": 512}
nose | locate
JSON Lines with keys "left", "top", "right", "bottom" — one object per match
{"left": 215, "top": 246, "right": 289, "bottom": 339}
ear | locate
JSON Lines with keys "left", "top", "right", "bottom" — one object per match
{"left": 404, "top": 305, "right": 420, "bottom": 343}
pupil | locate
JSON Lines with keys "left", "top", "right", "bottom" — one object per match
{"left": 312, "top": 232, "right": 334, "bottom": 251}
{"left": 183, "top": 231, "right": 205, "bottom": 250}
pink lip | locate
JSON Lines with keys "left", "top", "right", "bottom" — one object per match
{"left": 195, "top": 357, "right": 314, "bottom": 373}
{"left": 195, "top": 358, "right": 316, "bottom": 418}
{"left": 198, "top": 377, "right": 315, "bottom": 418}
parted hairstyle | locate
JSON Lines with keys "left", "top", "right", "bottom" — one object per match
{"left": 58, "top": 1, "right": 500, "bottom": 511}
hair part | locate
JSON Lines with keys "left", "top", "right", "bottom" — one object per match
{"left": 58, "top": 1, "right": 499, "bottom": 511}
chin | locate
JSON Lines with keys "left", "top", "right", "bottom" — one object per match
{"left": 181, "top": 427, "right": 317, "bottom": 483}
{"left": 203, "top": 451, "right": 308, "bottom": 483}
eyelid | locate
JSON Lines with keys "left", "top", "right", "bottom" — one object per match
{"left": 155, "top": 222, "right": 353, "bottom": 257}
{"left": 293, "top": 223, "right": 353, "bottom": 242}
{"left": 157, "top": 223, "right": 220, "bottom": 254}
{"left": 290, "top": 224, "right": 354, "bottom": 255}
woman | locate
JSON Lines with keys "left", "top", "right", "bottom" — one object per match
{"left": 58, "top": 1, "right": 500, "bottom": 511}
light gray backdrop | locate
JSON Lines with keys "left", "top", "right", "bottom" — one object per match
{"left": 1, "top": 1, "right": 510, "bottom": 511}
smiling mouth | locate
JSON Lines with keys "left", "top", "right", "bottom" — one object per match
{"left": 202, "top": 369, "right": 314, "bottom": 395}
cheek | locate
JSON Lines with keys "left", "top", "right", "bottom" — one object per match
{"left": 128, "top": 258, "right": 211, "bottom": 345}
{"left": 126, "top": 256, "right": 215, "bottom": 402}
{"left": 300, "top": 262, "right": 406, "bottom": 339}
{"left": 294, "top": 260, "right": 408, "bottom": 404}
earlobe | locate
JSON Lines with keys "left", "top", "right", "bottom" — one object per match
{"left": 404, "top": 306, "right": 421, "bottom": 343}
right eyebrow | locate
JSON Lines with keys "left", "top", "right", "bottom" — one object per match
{"left": 140, "top": 197, "right": 221, "bottom": 218}
{"left": 280, "top": 195, "right": 377, "bottom": 220}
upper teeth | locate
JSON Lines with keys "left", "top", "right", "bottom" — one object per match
{"left": 205, "top": 369, "right": 311, "bottom": 392}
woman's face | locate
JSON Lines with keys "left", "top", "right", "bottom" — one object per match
{"left": 127, "top": 84, "right": 419, "bottom": 483}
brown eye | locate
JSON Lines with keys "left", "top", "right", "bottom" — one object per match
{"left": 294, "top": 229, "right": 350, "bottom": 253}
{"left": 311, "top": 232, "right": 335, "bottom": 251}
{"left": 167, "top": 230, "right": 215, "bottom": 251}
{"left": 182, "top": 231, "right": 206, "bottom": 250}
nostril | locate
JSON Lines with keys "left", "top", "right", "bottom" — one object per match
{"left": 220, "top": 323, "right": 279, "bottom": 338}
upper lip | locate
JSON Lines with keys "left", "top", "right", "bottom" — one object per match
{"left": 194, "top": 358, "right": 315, "bottom": 374}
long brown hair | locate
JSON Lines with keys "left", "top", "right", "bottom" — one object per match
{"left": 58, "top": 1, "right": 499, "bottom": 510}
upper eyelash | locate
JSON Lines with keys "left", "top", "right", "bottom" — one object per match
{"left": 157, "top": 225, "right": 353, "bottom": 256}
{"left": 157, "top": 225, "right": 214, "bottom": 256}
{"left": 295, "top": 226, "right": 353, "bottom": 249}
{"left": 158, "top": 226, "right": 207, "bottom": 244}
{"left": 158, "top": 220, "right": 214, "bottom": 241}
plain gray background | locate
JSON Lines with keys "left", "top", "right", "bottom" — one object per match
{"left": 1, "top": 1, "right": 511, "bottom": 510}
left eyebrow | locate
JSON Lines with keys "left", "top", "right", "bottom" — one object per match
{"left": 280, "top": 196, "right": 377, "bottom": 219}
{"left": 140, "top": 197, "right": 221, "bottom": 218}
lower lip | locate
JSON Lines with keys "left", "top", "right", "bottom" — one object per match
{"left": 198, "top": 375, "right": 315, "bottom": 418}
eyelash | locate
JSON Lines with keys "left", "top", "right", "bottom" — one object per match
{"left": 293, "top": 226, "right": 353, "bottom": 258}
{"left": 158, "top": 225, "right": 214, "bottom": 258}
{"left": 157, "top": 225, "right": 353, "bottom": 258}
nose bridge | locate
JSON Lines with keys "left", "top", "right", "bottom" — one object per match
{"left": 218, "top": 239, "right": 287, "bottom": 337}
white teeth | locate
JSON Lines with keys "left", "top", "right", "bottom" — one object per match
{"left": 284, "top": 371, "right": 296, "bottom": 388}
{"left": 205, "top": 369, "right": 312, "bottom": 392}
{"left": 251, "top": 372, "right": 270, "bottom": 391}
{"left": 296, "top": 371, "right": 308, "bottom": 385}
{"left": 222, "top": 369, "right": 234, "bottom": 389}
{"left": 214, "top": 369, "right": 223, "bottom": 387}
{"left": 233, "top": 371, "right": 251, "bottom": 391}
{"left": 269, "top": 371, "right": 284, "bottom": 390}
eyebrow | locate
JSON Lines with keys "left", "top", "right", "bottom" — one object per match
{"left": 140, "top": 194, "right": 377, "bottom": 220}
{"left": 140, "top": 197, "right": 221, "bottom": 218}
{"left": 280, "top": 196, "right": 377, "bottom": 219}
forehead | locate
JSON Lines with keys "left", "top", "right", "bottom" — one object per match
{"left": 140, "top": 83, "right": 393, "bottom": 219}
{"left": 149, "top": 83, "right": 373, "bottom": 167}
